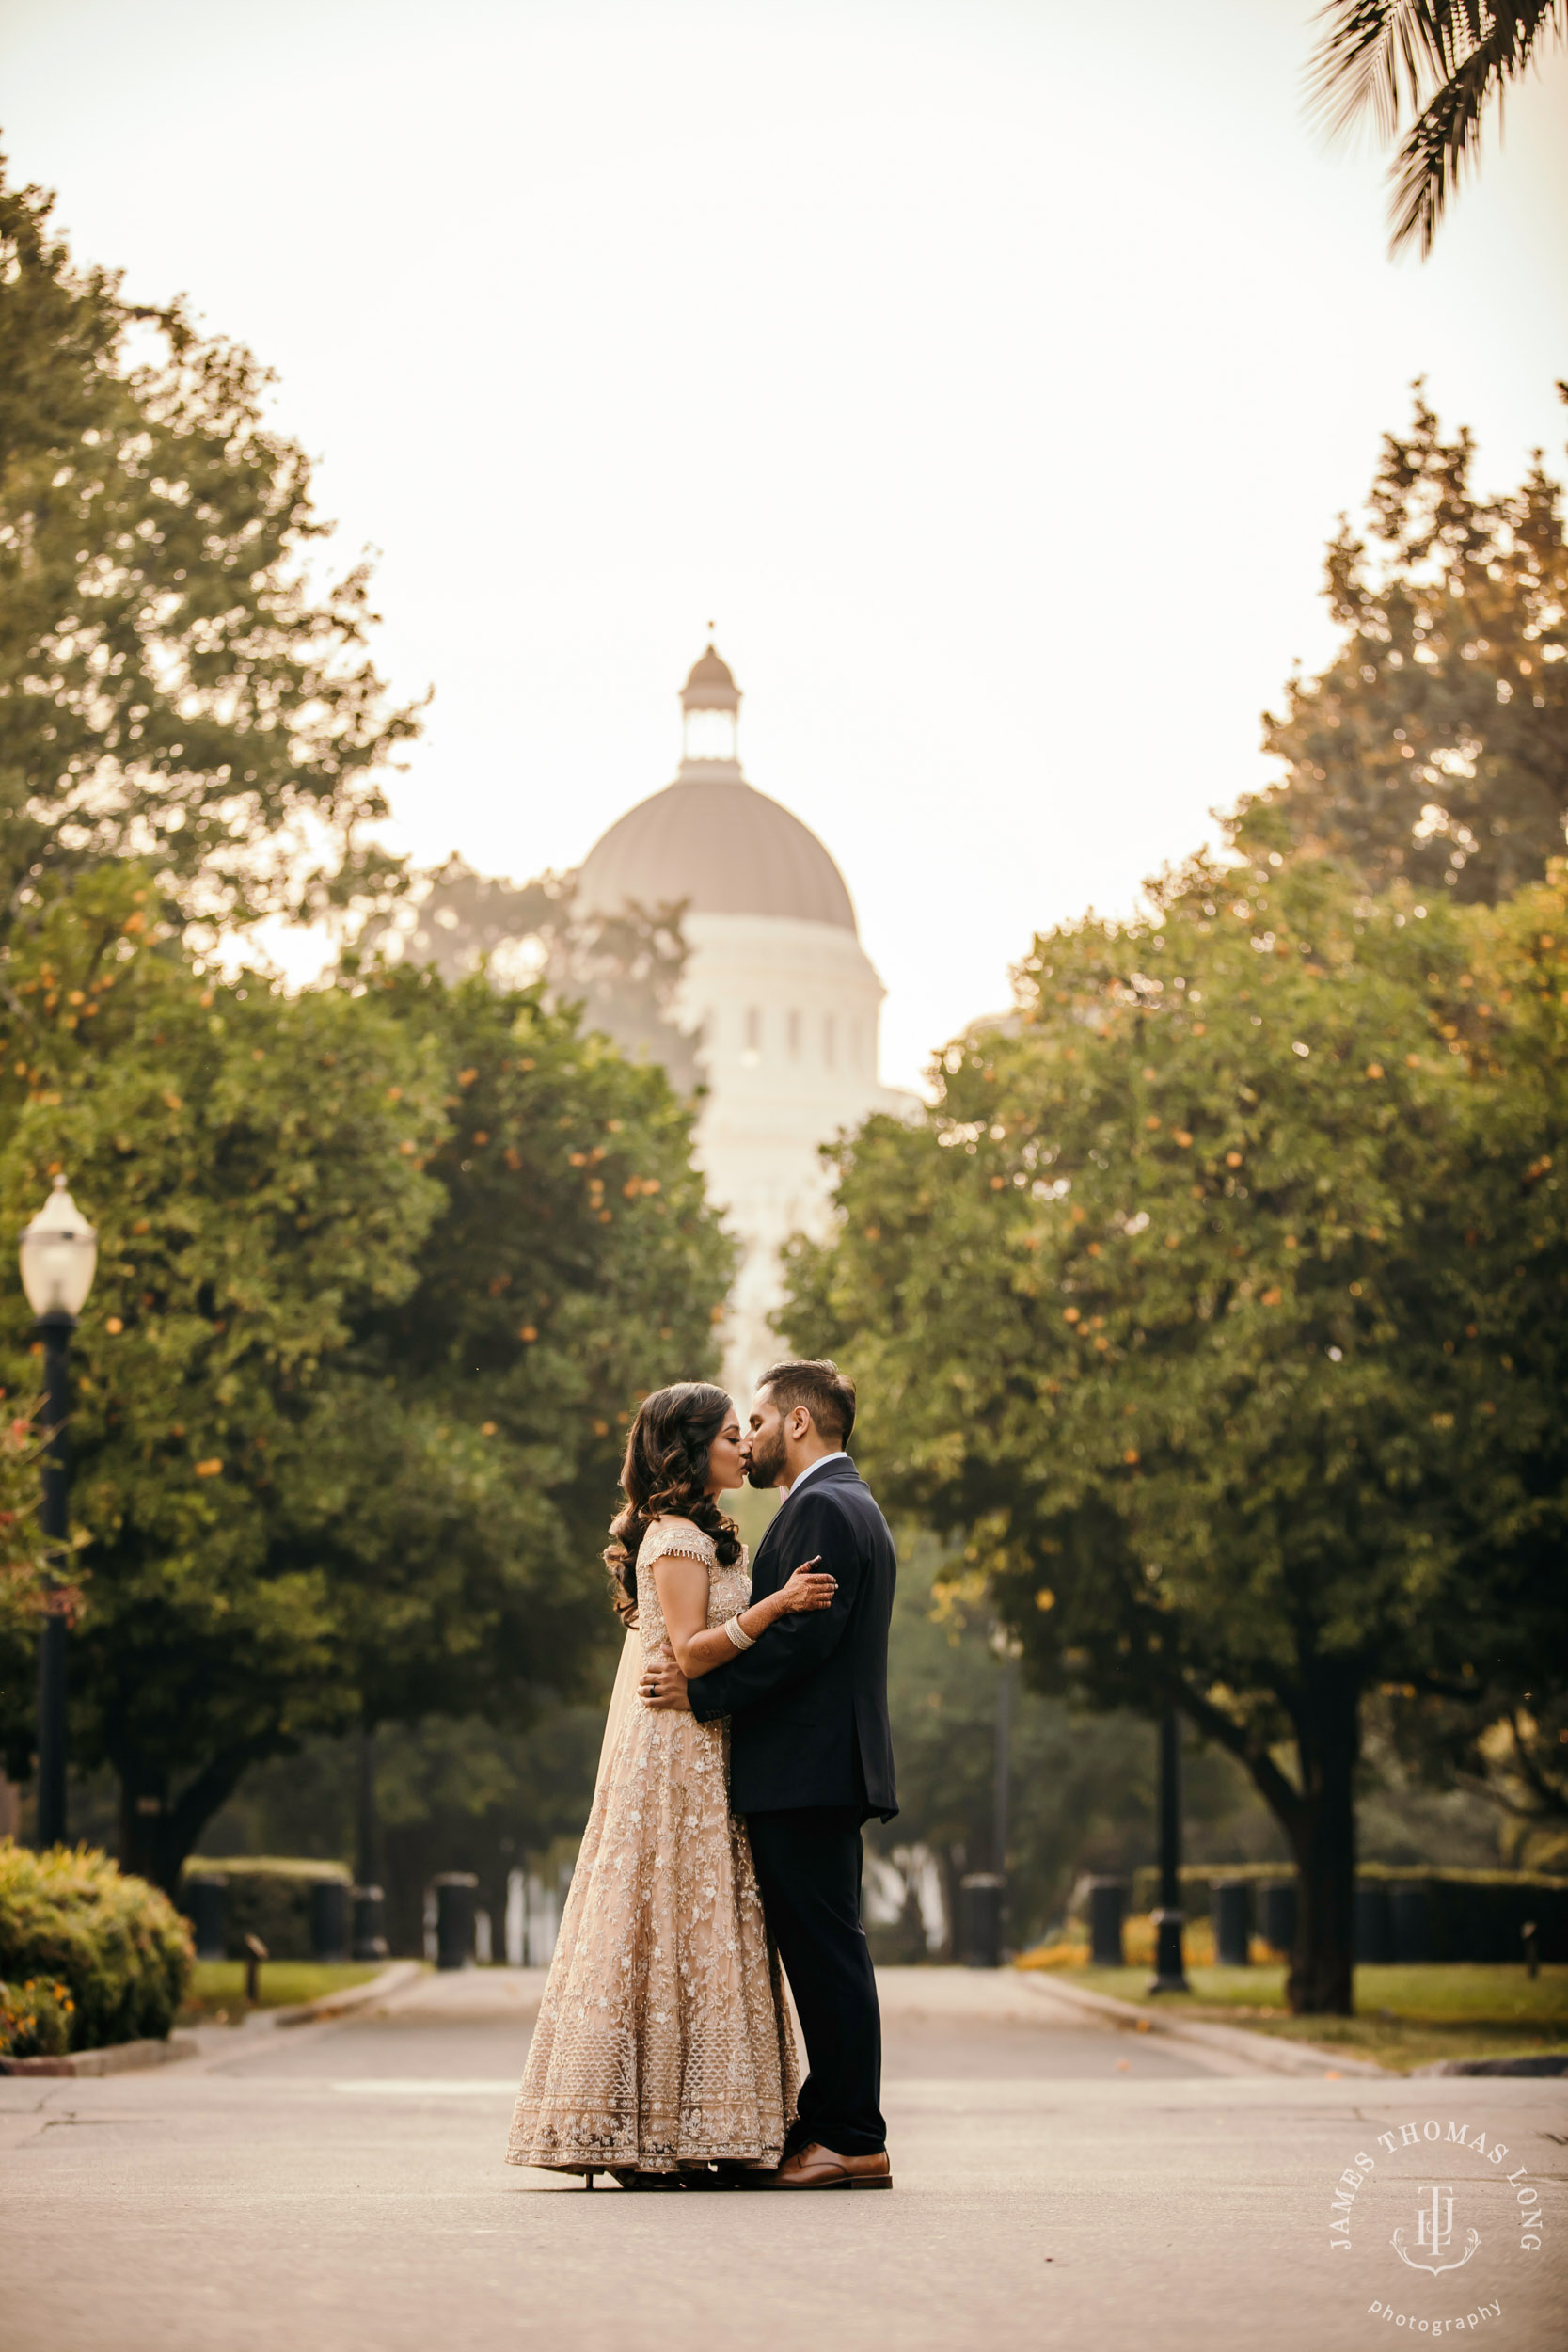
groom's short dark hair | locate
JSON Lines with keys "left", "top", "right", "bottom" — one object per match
{"left": 759, "top": 1359, "right": 856, "bottom": 1447}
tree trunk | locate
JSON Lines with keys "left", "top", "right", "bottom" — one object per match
{"left": 116, "top": 1742, "right": 267, "bottom": 1899}
{"left": 1283, "top": 1660, "right": 1361, "bottom": 2016}
{"left": 1181, "top": 1659, "right": 1362, "bottom": 2017}
{"left": 118, "top": 1765, "right": 176, "bottom": 1894}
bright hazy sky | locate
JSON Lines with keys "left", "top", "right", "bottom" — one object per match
{"left": 3, "top": 0, "right": 1565, "bottom": 1089}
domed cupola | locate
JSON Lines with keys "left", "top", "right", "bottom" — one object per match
{"left": 568, "top": 641, "right": 906, "bottom": 1394}
{"left": 576, "top": 644, "right": 859, "bottom": 931}
{"left": 679, "top": 642, "right": 742, "bottom": 776}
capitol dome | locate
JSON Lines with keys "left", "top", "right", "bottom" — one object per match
{"left": 573, "top": 642, "right": 901, "bottom": 1392}
{"left": 576, "top": 776, "right": 858, "bottom": 933}
{"left": 576, "top": 643, "right": 858, "bottom": 933}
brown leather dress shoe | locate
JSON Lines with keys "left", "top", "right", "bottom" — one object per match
{"left": 766, "top": 2141, "right": 893, "bottom": 2190}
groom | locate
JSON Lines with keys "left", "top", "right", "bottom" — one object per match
{"left": 643, "top": 1357, "right": 897, "bottom": 2190}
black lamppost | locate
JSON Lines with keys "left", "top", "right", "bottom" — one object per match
{"left": 19, "top": 1175, "right": 97, "bottom": 1850}
{"left": 1148, "top": 1706, "right": 1190, "bottom": 1994}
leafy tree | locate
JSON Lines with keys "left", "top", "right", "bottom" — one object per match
{"left": 0, "top": 159, "right": 419, "bottom": 936}
{"left": 201, "top": 1708, "right": 608, "bottom": 1957}
{"left": 867, "top": 1534, "right": 1281, "bottom": 1954}
{"left": 1465, "top": 1699, "right": 1568, "bottom": 1870}
{"left": 1232, "top": 389, "right": 1568, "bottom": 905}
{"left": 0, "top": 1407, "right": 52, "bottom": 1639}
{"left": 1378, "top": 1674, "right": 1568, "bottom": 1874}
{"left": 0, "top": 864, "right": 447, "bottom": 1880}
{"left": 784, "top": 853, "right": 1568, "bottom": 2011}
{"left": 318, "top": 954, "right": 731, "bottom": 1749}
{"left": 0, "top": 868, "right": 730, "bottom": 1889}
{"left": 1309, "top": 1, "right": 1567, "bottom": 256}
{"left": 368, "top": 858, "right": 703, "bottom": 1096}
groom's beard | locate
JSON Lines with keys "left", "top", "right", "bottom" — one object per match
{"left": 746, "top": 1428, "right": 787, "bottom": 1488}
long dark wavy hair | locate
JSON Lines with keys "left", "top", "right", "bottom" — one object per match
{"left": 603, "top": 1381, "right": 743, "bottom": 1625}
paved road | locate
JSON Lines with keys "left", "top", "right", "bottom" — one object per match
{"left": 3, "top": 1967, "right": 1563, "bottom": 2352}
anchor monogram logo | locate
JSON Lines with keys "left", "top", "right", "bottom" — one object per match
{"left": 1390, "top": 2185, "right": 1481, "bottom": 2277}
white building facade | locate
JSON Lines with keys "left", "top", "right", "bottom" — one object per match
{"left": 576, "top": 646, "right": 905, "bottom": 1393}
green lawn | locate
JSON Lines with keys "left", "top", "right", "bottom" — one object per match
{"left": 1056, "top": 1962, "right": 1568, "bottom": 2073}
{"left": 179, "top": 1960, "right": 382, "bottom": 2025}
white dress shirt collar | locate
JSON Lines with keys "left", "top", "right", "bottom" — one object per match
{"left": 783, "top": 1449, "right": 846, "bottom": 1501}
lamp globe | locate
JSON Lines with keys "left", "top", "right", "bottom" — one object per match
{"left": 19, "top": 1175, "right": 98, "bottom": 1320}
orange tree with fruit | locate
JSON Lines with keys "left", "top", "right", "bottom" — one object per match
{"left": 784, "top": 850, "right": 1568, "bottom": 2013}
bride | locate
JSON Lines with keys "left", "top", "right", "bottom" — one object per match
{"left": 507, "top": 1381, "right": 834, "bottom": 2185}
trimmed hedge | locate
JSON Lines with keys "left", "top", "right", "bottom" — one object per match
{"left": 1125, "top": 1863, "right": 1568, "bottom": 1964}
{"left": 1127, "top": 1862, "right": 1307, "bottom": 1915}
{"left": 0, "top": 1840, "right": 192, "bottom": 2051}
{"left": 1415, "top": 1872, "right": 1568, "bottom": 1965}
{"left": 0, "top": 1976, "right": 74, "bottom": 2058}
{"left": 181, "top": 1856, "right": 351, "bottom": 1963}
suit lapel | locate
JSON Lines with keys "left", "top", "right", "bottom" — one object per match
{"left": 751, "top": 1460, "right": 860, "bottom": 1596}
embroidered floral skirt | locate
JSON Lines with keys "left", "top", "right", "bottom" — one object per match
{"left": 507, "top": 1701, "right": 798, "bottom": 2175}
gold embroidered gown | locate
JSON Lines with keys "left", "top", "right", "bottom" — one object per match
{"left": 507, "top": 1521, "right": 799, "bottom": 2175}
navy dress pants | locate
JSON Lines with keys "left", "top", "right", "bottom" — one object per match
{"left": 744, "top": 1805, "right": 886, "bottom": 2158}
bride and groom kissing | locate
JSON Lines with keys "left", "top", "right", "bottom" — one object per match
{"left": 507, "top": 1358, "right": 897, "bottom": 2190}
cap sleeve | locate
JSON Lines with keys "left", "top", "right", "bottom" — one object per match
{"left": 639, "top": 1519, "right": 717, "bottom": 1570}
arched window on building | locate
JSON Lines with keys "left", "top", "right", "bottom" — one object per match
{"left": 743, "top": 1006, "right": 762, "bottom": 1065}
{"left": 787, "top": 1009, "right": 801, "bottom": 1058}
{"left": 823, "top": 1012, "right": 836, "bottom": 1068}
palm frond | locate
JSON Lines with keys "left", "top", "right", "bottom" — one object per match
{"left": 1309, "top": 1, "right": 1566, "bottom": 254}
{"left": 1387, "top": 1, "right": 1564, "bottom": 253}
{"left": 1307, "top": 2, "right": 1458, "bottom": 143}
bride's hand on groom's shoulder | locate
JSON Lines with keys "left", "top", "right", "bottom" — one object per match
{"left": 641, "top": 1645, "right": 692, "bottom": 1713}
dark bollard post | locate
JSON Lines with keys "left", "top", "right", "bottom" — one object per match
{"left": 1086, "top": 1877, "right": 1128, "bottom": 1967}
{"left": 1522, "top": 1919, "right": 1539, "bottom": 1980}
{"left": 1148, "top": 1707, "right": 1190, "bottom": 1994}
{"left": 1212, "top": 1879, "right": 1251, "bottom": 1967}
{"left": 434, "top": 1872, "right": 479, "bottom": 1971}
{"left": 958, "top": 1873, "right": 1005, "bottom": 1968}
{"left": 309, "top": 1879, "right": 350, "bottom": 1964}
{"left": 352, "top": 1884, "right": 389, "bottom": 1962}
{"left": 185, "top": 1873, "right": 228, "bottom": 1963}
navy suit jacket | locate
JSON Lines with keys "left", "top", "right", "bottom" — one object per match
{"left": 688, "top": 1455, "right": 897, "bottom": 1820}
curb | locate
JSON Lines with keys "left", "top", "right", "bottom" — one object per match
{"left": 273, "top": 1959, "right": 425, "bottom": 2029}
{"left": 1017, "top": 1969, "right": 1389, "bottom": 2077}
{"left": 0, "top": 2032, "right": 200, "bottom": 2079}
{"left": 0, "top": 1962, "right": 426, "bottom": 2078}
{"left": 1411, "top": 2053, "right": 1568, "bottom": 2078}
{"left": 186, "top": 1960, "right": 430, "bottom": 2074}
